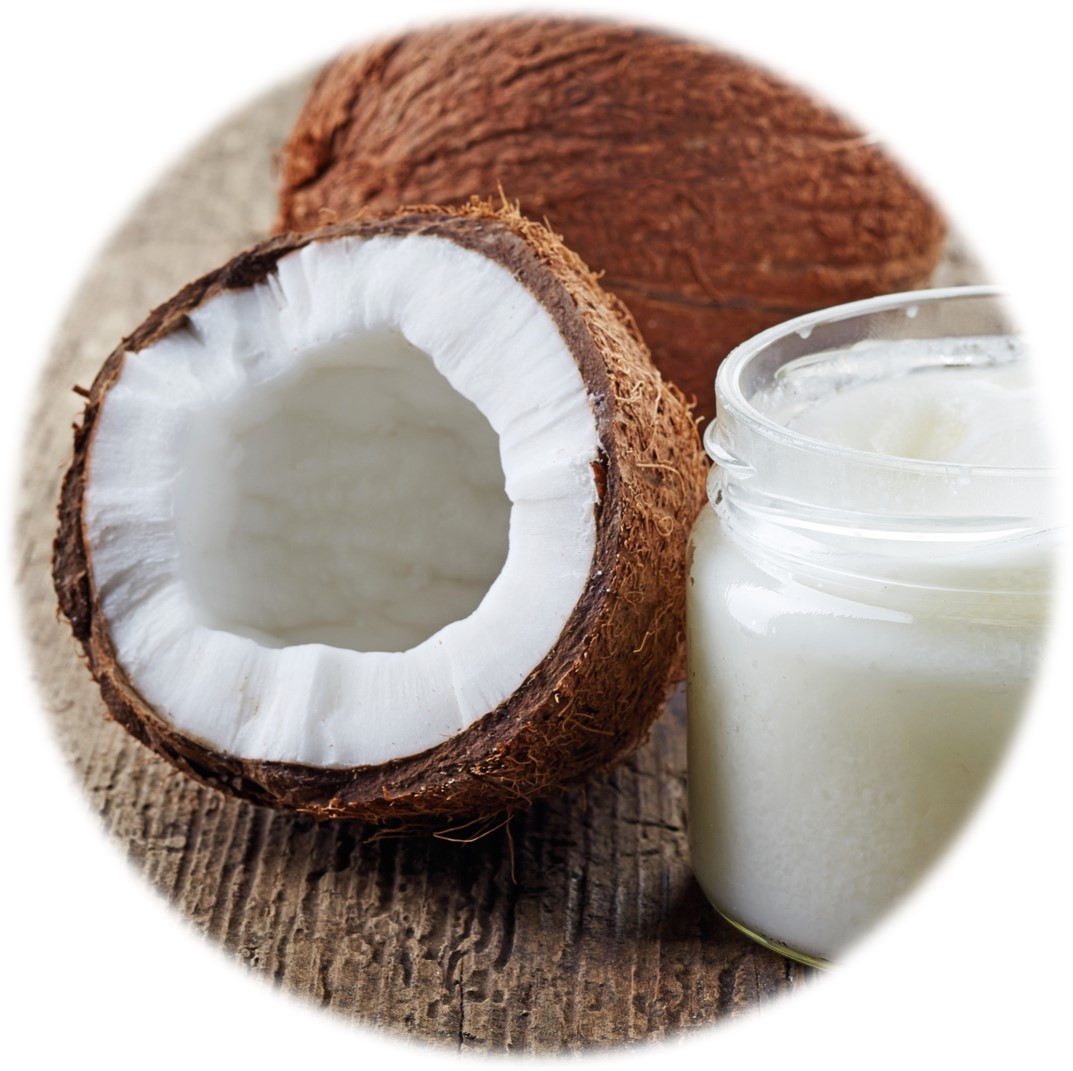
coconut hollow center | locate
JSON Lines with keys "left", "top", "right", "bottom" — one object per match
{"left": 82, "top": 232, "right": 602, "bottom": 766}
{"left": 175, "top": 330, "right": 511, "bottom": 652}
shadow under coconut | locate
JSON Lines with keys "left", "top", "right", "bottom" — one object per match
{"left": 15, "top": 64, "right": 988, "bottom": 1054}
{"left": 267, "top": 710, "right": 812, "bottom": 1049}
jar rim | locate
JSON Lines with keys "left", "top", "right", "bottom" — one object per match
{"left": 710, "top": 285, "right": 1055, "bottom": 481}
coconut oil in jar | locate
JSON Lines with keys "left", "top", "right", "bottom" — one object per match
{"left": 686, "top": 287, "right": 1057, "bottom": 967}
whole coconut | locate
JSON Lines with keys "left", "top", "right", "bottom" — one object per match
{"left": 277, "top": 16, "right": 947, "bottom": 421}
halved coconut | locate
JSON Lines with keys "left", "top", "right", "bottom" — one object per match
{"left": 54, "top": 203, "right": 707, "bottom": 823}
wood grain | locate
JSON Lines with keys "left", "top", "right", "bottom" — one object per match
{"left": 15, "top": 70, "right": 983, "bottom": 1052}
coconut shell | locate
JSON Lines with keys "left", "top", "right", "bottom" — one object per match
{"left": 53, "top": 201, "right": 708, "bottom": 826}
{"left": 276, "top": 16, "right": 947, "bottom": 422}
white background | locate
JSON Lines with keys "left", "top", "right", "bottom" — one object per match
{"left": 2, "top": 1, "right": 1069, "bottom": 1066}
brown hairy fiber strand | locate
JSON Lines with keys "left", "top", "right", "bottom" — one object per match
{"left": 53, "top": 202, "right": 708, "bottom": 826}
{"left": 277, "top": 16, "right": 947, "bottom": 422}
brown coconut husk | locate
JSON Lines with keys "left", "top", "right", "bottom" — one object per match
{"left": 276, "top": 16, "right": 947, "bottom": 424}
{"left": 53, "top": 201, "right": 709, "bottom": 825}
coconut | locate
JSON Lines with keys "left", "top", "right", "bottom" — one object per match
{"left": 276, "top": 16, "right": 947, "bottom": 422}
{"left": 53, "top": 202, "right": 707, "bottom": 824}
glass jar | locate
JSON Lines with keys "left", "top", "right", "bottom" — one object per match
{"left": 686, "top": 286, "right": 1057, "bottom": 968}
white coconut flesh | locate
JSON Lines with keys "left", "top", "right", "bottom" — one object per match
{"left": 84, "top": 234, "right": 601, "bottom": 768}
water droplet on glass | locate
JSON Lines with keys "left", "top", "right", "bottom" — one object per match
{"left": 796, "top": 324, "right": 813, "bottom": 339}
{"left": 905, "top": 304, "right": 920, "bottom": 319}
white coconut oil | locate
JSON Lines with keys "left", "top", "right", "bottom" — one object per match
{"left": 686, "top": 288, "right": 1057, "bottom": 966}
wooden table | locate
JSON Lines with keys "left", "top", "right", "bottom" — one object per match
{"left": 16, "top": 71, "right": 979, "bottom": 1052}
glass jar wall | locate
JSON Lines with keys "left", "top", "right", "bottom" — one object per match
{"left": 686, "top": 287, "right": 1057, "bottom": 967}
